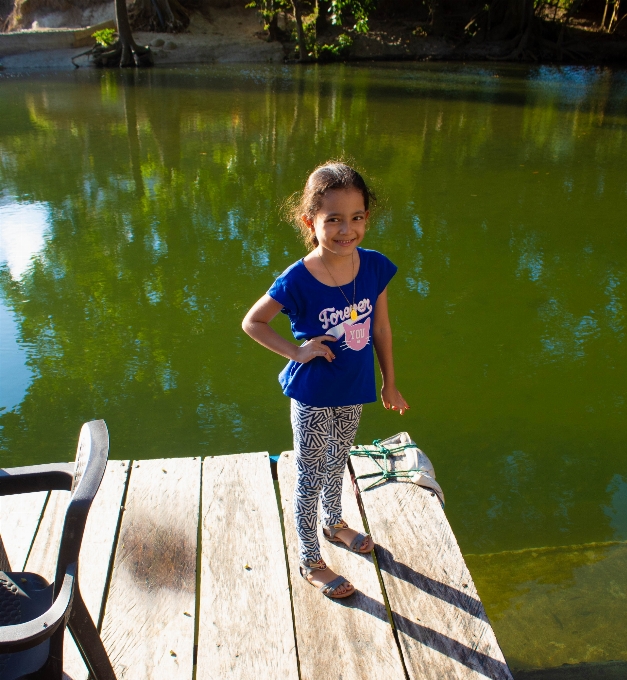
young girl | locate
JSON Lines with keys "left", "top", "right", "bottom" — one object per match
{"left": 242, "top": 162, "right": 408, "bottom": 599}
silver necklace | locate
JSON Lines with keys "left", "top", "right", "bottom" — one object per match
{"left": 317, "top": 250, "right": 358, "bottom": 321}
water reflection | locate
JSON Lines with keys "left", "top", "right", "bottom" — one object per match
{"left": 0, "top": 202, "right": 50, "bottom": 411}
{"left": 0, "top": 63, "right": 626, "bottom": 669}
{"left": 0, "top": 202, "right": 50, "bottom": 280}
{"left": 0, "top": 299, "right": 33, "bottom": 411}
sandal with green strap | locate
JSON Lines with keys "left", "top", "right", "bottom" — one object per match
{"left": 299, "top": 558, "right": 355, "bottom": 599}
{"left": 323, "top": 520, "right": 374, "bottom": 553}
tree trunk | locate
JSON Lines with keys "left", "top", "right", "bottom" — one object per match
{"left": 116, "top": 0, "right": 138, "bottom": 58}
{"left": 316, "top": 0, "right": 330, "bottom": 35}
{"left": 291, "top": 0, "right": 308, "bottom": 61}
{"left": 124, "top": 82, "right": 145, "bottom": 197}
{"left": 90, "top": 0, "right": 153, "bottom": 67}
{"left": 267, "top": 11, "right": 280, "bottom": 41}
{"left": 117, "top": 0, "right": 154, "bottom": 65}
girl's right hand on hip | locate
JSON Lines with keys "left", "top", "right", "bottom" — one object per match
{"left": 295, "top": 336, "right": 337, "bottom": 363}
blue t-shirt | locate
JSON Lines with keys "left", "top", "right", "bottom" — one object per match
{"left": 267, "top": 248, "right": 397, "bottom": 407}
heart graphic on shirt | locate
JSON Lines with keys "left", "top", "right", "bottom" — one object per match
{"left": 342, "top": 317, "right": 371, "bottom": 351}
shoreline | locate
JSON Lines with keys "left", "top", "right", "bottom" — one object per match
{"left": 1, "top": 7, "right": 626, "bottom": 70}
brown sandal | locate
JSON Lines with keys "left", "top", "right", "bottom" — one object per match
{"left": 299, "top": 558, "right": 355, "bottom": 599}
{"left": 323, "top": 520, "right": 373, "bottom": 553}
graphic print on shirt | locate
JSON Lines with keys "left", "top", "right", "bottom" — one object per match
{"left": 317, "top": 297, "right": 373, "bottom": 351}
{"left": 342, "top": 317, "right": 371, "bottom": 351}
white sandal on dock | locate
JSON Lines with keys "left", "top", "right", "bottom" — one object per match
{"left": 323, "top": 520, "right": 373, "bottom": 553}
{"left": 299, "top": 558, "right": 355, "bottom": 599}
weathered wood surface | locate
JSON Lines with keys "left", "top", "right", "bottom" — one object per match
{"left": 351, "top": 449, "right": 513, "bottom": 680}
{"left": 278, "top": 451, "right": 405, "bottom": 680}
{"left": 5, "top": 448, "right": 509, "bottom": 680}
{"left": 25, "top": 489, "right": 69, "bottom": 583}
{"left": 197, "top": 452, "right": 298, "bottom": 680}
{"left": 100, "top": 458, "right": 201, "bottom": 680}
{"left": 63, "top": 460, "right": 130, "bottom": 680}
{"left": 0, "top": 490, "right": 48, "bottom": 571}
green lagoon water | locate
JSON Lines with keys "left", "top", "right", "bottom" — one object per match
{"left": 1, "top": 63, "right": 626, "bottom": 673}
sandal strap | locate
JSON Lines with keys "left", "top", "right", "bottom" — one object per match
{"left": 349, "top": 532, "right": 370, "bottom": 552}
{"left": 299, "top": 558, "right": 327, "bottom": 577}
{"left": 320, "top": 575, "right": 350, "bottom": 596}
{"left": 323, "top": 520, "right": 349, "bottom": 539}
{"left": 323, "top": 521, "right": 371, "bottom": 552}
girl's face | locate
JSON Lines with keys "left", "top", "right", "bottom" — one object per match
{"left": 304, "top": 188, "right": 368, "bottom": 258}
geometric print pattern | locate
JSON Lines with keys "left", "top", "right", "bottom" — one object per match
{"left": 290, "top": 399, "right": 363, "bottom": 562}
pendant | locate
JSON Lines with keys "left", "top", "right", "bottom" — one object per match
{"left": 350, "top": 307, "right": 358, "bottom": 321}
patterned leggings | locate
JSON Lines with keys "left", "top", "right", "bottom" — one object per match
{"left": 290, "top": 399, "right": 363, "bottom": 563}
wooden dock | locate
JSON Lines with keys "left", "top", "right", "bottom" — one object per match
{"left": 1, "top": 446, "right": 513, "bottom": 680}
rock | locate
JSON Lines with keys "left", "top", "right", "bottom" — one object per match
{"left": 151, "top": 38, "right": 165, "bottom": 47}
{"left": 164, "top": 41, "right": 177, "bottom": 50}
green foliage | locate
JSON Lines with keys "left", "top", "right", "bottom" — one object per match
{"left": 245, "top": 0, "right": 374, "bottom": 60}
{"left": 245, "top": 0, "right": 291, "bottom": 32}
{"left": 302, "top": 13, "right": 319, "bottom": 54}
{"left": 318, "top": 32, "right": 353, "bottom": 58}
{"left": 92, "top": 28, "right": 116, "bottom": 47}
{"left": 329, "top": 0, "right": 374, "bottom": 33}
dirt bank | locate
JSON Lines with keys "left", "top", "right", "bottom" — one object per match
{"left": 0, "top": 6, "right": 282, "bottom": 68}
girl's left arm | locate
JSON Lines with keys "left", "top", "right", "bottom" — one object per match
{"left": 373, "top": 287, "right": 410, "bottom": 415}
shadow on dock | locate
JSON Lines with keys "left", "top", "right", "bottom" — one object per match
{"left": 374, "top": 544, "right": 488, "bottom": 621}
{"left": 338, "top": 590, "right": 512, "bottom": 679}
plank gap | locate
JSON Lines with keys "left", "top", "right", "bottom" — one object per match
{"left": 272, "top": 470, "right": 302, "bottom": 680}
{"left": 22, "top": 490, "right": 51, "bottom": 571}
{"left": 191, "top": 456, "right": 204, "bottom": 680}
{"left": 348, "top": 458, "right": 410, "bottom": 680}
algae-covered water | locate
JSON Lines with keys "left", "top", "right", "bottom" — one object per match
{"left": 1, "top": 63, "right": 626, "bottom": 674}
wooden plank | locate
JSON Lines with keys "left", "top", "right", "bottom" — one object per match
{"left": 25, "top": 489, "right": 69, "bottom": 582}
{"left": 278, "top": 450, "right": 405, "bottom": 680}
{"left": 100, "top": 458, "right": 201, "bottom": 680}
{"left": 63, "top": 460, "right": 130, "bottom": 680}
{"left": 0, "top": 491, "right": 49, "bottom": 571}
{"left": 197, "top": 452, "right": 298, "bottom": 680}
{"left": 351, "top": 448, "right": 513, "bottom": 680}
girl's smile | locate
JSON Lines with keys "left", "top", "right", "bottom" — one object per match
{"left": 304, "top": 188, "right": 369, "bottom": 259}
